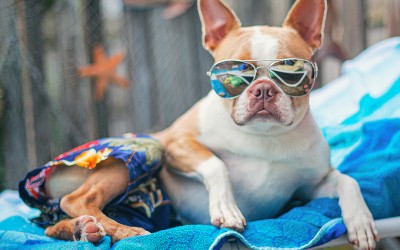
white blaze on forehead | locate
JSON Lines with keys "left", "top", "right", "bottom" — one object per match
{"left": 250, "top": 28, "right": 279, "bottom": 63}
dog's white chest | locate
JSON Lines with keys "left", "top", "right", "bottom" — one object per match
{"left": 160, "top": 143, "right": 325, "bottom": 224}
{"left": 160, "top": 95, "right": 330, "bottom": 224}
{"left": 213, "top": 152, "right": 304, "bottom": 218}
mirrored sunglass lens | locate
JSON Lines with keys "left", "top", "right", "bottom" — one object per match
{"left": 209, "top": 61, "right": 255, "bottom": 98}
{"left": 269, "top": 59, "right": 315, "bottom": 96}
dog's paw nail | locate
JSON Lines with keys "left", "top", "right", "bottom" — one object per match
{"left": 219, "top": 218, "right": 245, "bottom": 232}
{"left": 211, "top": 218, "right": 222, "bottom": 227}
{"left": 235, "top": 225, "right": 244, "bottom": 232}
{"left": 219, "top": 217, "right": 225, "bottom": 224}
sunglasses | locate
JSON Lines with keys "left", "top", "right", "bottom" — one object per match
{"left": 207, "top": 58, "right": 318, "bottom": 98}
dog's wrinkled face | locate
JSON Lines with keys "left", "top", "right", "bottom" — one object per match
{"left": 199, "top": 0, "right": 326, "bottom": 133}
{"left": 214, "top": 28, "right": 313, "bottom": 132}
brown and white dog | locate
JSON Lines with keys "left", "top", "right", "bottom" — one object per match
{"left": 44, "top": 0, "right": 379, "bottom": 249}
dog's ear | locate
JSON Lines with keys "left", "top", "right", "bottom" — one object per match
{"left": 283, "top": 0, "right": 327, "bottom": 51}
{"left": 198, "top": 0, "right": 241, "bottom": 52}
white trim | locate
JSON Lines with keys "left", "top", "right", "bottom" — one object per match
{"left": 270, "top": 69, "right": 307, "bottom": 87}
{"left": 211, "top": 218, "right": 343, "bottom": 250}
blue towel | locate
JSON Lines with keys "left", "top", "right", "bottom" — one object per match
{"left": 0, "top": 216, "right": 111, "bottom": 250}
{"left": 338, "top": 119, "right": 400, "bottom": 220}
{"left": 1, "top": 38, "right": 400, "bottom": 249}
{"left": 0, "top": 197, "right": 345, "bottom": 250}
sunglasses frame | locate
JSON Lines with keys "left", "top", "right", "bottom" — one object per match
{"left": 207, "top": 58, "right": 318, "bottom": 99}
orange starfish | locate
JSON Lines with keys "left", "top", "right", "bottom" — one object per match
{"left": 78, "top": 45, "right": 130, "bottom": 100}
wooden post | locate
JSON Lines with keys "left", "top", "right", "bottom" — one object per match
{"left": 0, "top": 0, "right": 30, "bottom": 189}
{"left": 50, "top": 0, "right": 94, "bottom": 152}
{"left": 23, "top": 0, "right": 52, "bottom": 166}
{"left": 223, "top": 0, "right": 292, "bottom": 27}
{"left": 224, "top": 0, "right": 270, "bottom": 26}
{"left": 386, "top": 0, "right": 400, "bottom": 37}
{"left": 16, "top": 0, "right": 38, "bottom": 168}
{"left": 334, "top": 0, "right": 367, "bottom": 58}
{"left": 123, "top": 4, "right": 212, "bottom": 132}
{"left": 123, "top": 9, "right": 157, "bottom": 132}
{"left": 147, "top": 5, "right": 211, "bottom": 128}
{"left": 84, "top": 0, "right": 109, "bottom": 138}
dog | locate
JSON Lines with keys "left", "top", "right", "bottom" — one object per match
{"left": 41, "top": 0, "right": 379, "bottom": 249}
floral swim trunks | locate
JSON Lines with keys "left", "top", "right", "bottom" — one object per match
{"left": 19, "top": 133, "right": 171, "bottom": 233}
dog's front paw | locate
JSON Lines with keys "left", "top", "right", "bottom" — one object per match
{"left": 73, "top": 215, "right": 106, "bottom": 243}
{"left": 198, "top": 157, "right": 246, "bottom": 232}
{"left": 209, "top": 195, "right": 246, "bottom": 232}
{"left": 344, "top": 212, "right": 379, "bottom": 250}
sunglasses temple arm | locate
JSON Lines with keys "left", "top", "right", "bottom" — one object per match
{"left": 314, "top": 63, "right": 318, "bottom": 79}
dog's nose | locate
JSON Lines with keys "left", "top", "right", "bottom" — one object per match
{"left": 248, "top": 80, "right": 278, "bottom": 99}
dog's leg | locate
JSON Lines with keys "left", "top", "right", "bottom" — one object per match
{"left": 160, "top": 134, "right": 246, "bottom": 231}
{"left": 197, "top": 154, "right": 246, "bottom": 231}
{"left": 154, "top": 104, "right": 245, "bottom": 231}
{"left": 313, "top": 169, "right": 379, "bottom": 250}
{"left": 45, "top": 158, "right": 149, "bottom": 243}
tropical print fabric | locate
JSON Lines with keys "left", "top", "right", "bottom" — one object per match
{"left": 18, "top": 133, "right": 171, "bottom": 232}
